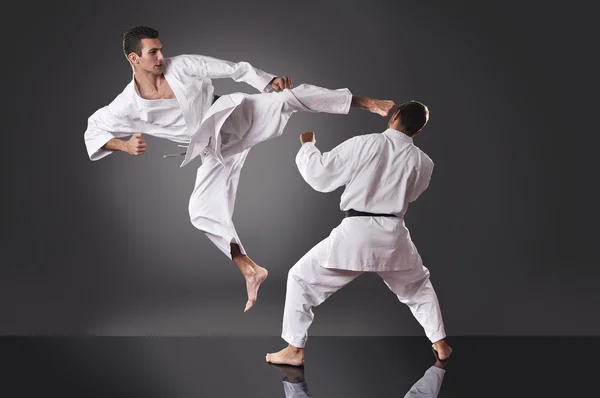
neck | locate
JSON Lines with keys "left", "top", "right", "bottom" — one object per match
{"left": 134, "top": 68, "right": 163, "bottom": 91}
{"left": 390, "top": 124, "right": 412, "bottom": 137}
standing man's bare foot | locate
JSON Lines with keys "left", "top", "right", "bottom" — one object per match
{"left": 266, "top": 345, "right": 305, "bottom": 366}
{"left": 432, "top": 338, "right": 452, "bottom": 361}
{"left": 351, "top": 96, "right": 396, "bottom": 117}
{"left": 231, "top": 243, "right": 268, "bottom": 312}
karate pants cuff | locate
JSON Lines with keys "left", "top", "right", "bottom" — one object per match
{"left": 282, "top": 332, "right": 307, "bottom": 349}
{"left": 428, "top": 330, "right": 447, "bottom": 344}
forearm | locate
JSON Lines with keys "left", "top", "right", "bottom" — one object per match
{"left": 102, "top": 138, "right": 128, "bottom": 152}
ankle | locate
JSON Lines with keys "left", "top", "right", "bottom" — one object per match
{"left": 351, "top": 96, "right": 371, "bottom": 110}
{"left": 433, "top": 339, "right": 446, "bottom": 348}
{"left": 233, "top": 256, "right": 254, "bottom": 276}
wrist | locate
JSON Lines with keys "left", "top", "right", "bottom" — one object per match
{"left": 120, "top": 139, "right": 128, "bottom": 152}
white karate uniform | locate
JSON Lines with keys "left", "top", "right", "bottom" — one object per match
{"left": 188, "top": 85, "right": 351, "bottom": 257}
{"left": 282, "top": 129, "right": 446, "bottom": 347}
{"left": 83, "top": 54, "right": 352, "bottom": 259}
{"left": 84, "top": 54, "right": 277, "bottom": 161}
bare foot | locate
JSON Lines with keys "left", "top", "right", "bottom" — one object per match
{"left": 244, "top": 265, "right": 268, "bottom": 312}
{"left": 266, "top": 345, "right": 304, "bottom": 366}
{"left": 370, "top": 99, "right": 396, "bottom": 117}
{"left": 432, "top": 339, "right": 452, "bottom": 361}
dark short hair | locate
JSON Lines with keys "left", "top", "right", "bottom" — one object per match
{"left": 123, "top": 26, "right": 159, "bottom": 57}
{"left": 397, "top": 100, "right": 429, "bottom": 135}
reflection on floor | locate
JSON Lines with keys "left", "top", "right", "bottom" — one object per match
{"left": 1, "top": 336, "right": 597, "bottom": 397}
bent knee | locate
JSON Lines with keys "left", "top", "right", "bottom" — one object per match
{"left": 188, "top": 199, "right": 210, "bottom": 227}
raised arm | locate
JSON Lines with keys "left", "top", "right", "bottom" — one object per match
{"left": 176, "top": 54, "right": 291, "bottom": 92}
{"left": 295, "top": 132, "right": 357, "bottom": 193}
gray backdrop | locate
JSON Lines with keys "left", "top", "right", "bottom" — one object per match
{"left": 2, "top": 0, "right": 598, "bottom": 335}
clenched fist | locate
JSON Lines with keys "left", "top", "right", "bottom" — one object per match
{"left": 300, "top": 131, "right": 316, "bottom": 145}
{"left": 270, "top": 76, "right": 293, "bottom": 91}
{"left": 126, "top": 133, "right": 147, "bottom": 156}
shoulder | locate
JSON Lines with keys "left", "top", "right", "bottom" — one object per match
{"left": 347, "top": 132, "right": 382, "bottom": 145}
{"left": 337, "top": 132, "right": 379, "bottom": 149}
{"left": 104, "top": 82, "right": 138, "bottom": 116}
{"left": 332, "top": 132, "right": 382, "bottom": 157}
{"left": 165, "top": 54, "right": 208, "bottom": 69}
{"left": 417, "top": 148, "right": 434, "bottom": 170}
{"left": 411, "top": 142, "right": 433, "bottom": 163}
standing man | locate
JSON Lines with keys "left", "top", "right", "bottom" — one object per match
{"left": 83, "top": 26, "right": 395, "bottom": 312}
{"left": 266, "top": 101, "right": 451, "bottom": 364}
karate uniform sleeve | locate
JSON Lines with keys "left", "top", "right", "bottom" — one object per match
{"left": 84, "top": 95, "right": 141, "bottom": 161}
{"left": 179, "top": 54, "right": 276, "bottom": 93}
{"left": 295, "top": 138, "right": 357, "bottom": 193}
{"left": 409, "top": 155, "right": 435, "bottom": 202}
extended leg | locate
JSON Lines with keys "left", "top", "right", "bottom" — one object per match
{"left": 219, "top": 84, "right": 395, "bottom": 159}
{"left": 277, "top": 83, "right": 394, "bottom": 117}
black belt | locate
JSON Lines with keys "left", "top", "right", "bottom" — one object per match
{"left": 345, "top": 209, "right": 398, "bottom": 218}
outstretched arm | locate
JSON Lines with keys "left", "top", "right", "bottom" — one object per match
{"left": 295, "top": 132, "right": 357, "bottom": 193}
{"left": 178, "top": 54, "right": 291, "bottom": 92}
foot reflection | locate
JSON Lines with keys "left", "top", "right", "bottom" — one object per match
{"left": 268, "top": 353, "right": 448, "bottom": 398}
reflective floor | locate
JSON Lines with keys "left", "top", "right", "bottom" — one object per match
{"left": 2, "top": 337, "right": 598, "bottom": 397}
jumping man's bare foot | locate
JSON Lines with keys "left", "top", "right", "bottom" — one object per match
{"left": 369, "top": 99, "right": 396, "bottom": 116}
{"left": 352, "top": 96, "right": 396, "bottom": 117}
{"left": 266, "top": 345, "right": 305, "bottom": 366}
{"left": 244, "top": 265, "right": 268, "bottom": 312}
{"left": 231, "top": 243, "right": 268, "bottom": 312}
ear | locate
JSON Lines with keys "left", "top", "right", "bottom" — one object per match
{"left": 127, "top": 52, "right": 138, "bottom": 64}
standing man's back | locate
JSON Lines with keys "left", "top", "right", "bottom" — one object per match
{"left": 294, "top": 103, "right": 435, "bottom": 272}
{"left": 267, "top": 100, "right": 452, "bottom": 366}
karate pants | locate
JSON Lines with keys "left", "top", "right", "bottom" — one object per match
{"left": 281, "top": 240, "right": 447, "bottom": 348}
{"left": 188, "top": 84, "right": 352, "bottom": 259}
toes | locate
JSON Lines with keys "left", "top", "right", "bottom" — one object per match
{"left": 244, "top": 299, "right": 255, "bottom": 312}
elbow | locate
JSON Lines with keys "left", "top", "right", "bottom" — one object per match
{"left": 304, "top": 178, "right": 335, "bottom": 193}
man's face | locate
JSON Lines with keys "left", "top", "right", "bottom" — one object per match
{"left": 130, "top": 38, "right": 165, "bottom": 75}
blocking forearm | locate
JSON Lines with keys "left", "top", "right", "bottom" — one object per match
{"left": 102, "top": 138, "right": 127, "bottom": 152}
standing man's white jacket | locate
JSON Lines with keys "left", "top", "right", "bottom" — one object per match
{"left": 295, "top": 129, "right": 434, "bottom": 271}
{"left": 83, "top": 54, "right": 275, "bottom": 162}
